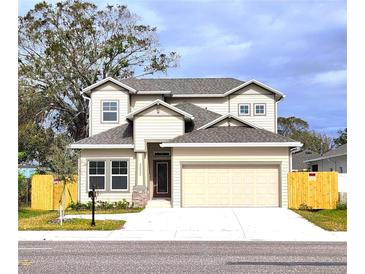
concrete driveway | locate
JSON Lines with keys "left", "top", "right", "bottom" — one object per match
{"left": 19, "top": 208, "right": 346, "bottom": 241}
{"left": 112, "top": 208, "right": 346, "bottom": 241}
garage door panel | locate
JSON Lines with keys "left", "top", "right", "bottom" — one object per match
{"left": 182, "top": 164, "right": 279, "bottom": 207}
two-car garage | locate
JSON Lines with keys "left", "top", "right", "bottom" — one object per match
{"left": 169, "top": 147, "right": 291, "bottom": 208}
{"left": 181, "top": 164, "right": 280, "bottom": 207}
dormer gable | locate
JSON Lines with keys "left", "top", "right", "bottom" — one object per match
{"left": 197, "top": 114, "right": 258, "bottom": 130}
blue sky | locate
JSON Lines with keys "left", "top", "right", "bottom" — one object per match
{"left": 19, "top": 0, "right": 347, "bottom": 137}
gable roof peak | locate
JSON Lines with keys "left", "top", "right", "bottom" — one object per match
{"left": 197, "top": 113, "right": 258, "bottom": 130}
{"left": 126, "top": 99, "right": 194, "bottom": 120}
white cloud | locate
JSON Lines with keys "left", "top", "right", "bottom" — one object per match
{"left": 312, "top": 69, "right": 347, "bottom": 87}
{"left": 172, "top": 24, "right": 252, "bottom": 61}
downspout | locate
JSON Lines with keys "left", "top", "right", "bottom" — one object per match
{"left": 289, "top": 147, "right": 301, "bottom": 171}
{"left": 82, "top": 93, "right": 91, "bottom": 136}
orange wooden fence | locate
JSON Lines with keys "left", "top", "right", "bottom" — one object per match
{"left": 288, "top": 172, "right": 338, "bottom": 209}
{"left": 31, "top": 175, "right": 78, "bottom": 210}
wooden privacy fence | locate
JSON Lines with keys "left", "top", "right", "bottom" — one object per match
{"left": 31, "top": 175, "right": 78, "bottom": 210}
{"left": 288, "top": 172, "right": 338, "bottom": 209}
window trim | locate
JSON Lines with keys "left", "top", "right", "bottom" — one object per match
{"left": 238, "top": 103, "right": 251, "bottom": 116}
{"left": 253, "top": 103, "right": 266, "bottom": 116}
{"left": 101, "top": 100, "right": 119, "bottom": 124}
{"left": 110, "top": 160, "right": 129, "bottom": 191}
{"left": 88, "top": 160, "right": 106, "bottom": 191}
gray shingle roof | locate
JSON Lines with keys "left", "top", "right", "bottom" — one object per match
{"left": 174, "top": 102, "right": 221, "bottom": 131}
{"left": 74, "top": 123, "right": 133, "bottom": 145}
{"left": 167, "top": 126, "right": 297, "bottom": 143}
{"left": 305, "top": 144, "right": 347, "bottom": 162}
{"left": 292, "top": 149, "right": 320, "bottom": 170}
{"left": 121, "top": 78, "right": 244, "bottom": 95}
{"left": 323, "top": 144, "right": 347, "bottom": 157}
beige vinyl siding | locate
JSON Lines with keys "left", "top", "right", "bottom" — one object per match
{"left": 166, "top": 97, "right": 229, "bottom": 115}
{"left": 171, "top": 147, "right": 290, "bottom": 208}
{"left": 134, "top": 105, "right": 185, "bottom": 152}
{"left": 130, "top": 95, "right": 163, "bottom": 111}
{"left": 229, "top": 84, "right": 276, "bottom": 132}
{"left": 79, "top": 149, "right": 136, "bottom": 203}
{"left": 90, "top": 83, "right": 130, "bottom": 136}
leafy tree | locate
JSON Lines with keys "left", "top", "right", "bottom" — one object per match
{"left": 278, "top": 116, "right": 332, "bottom": 154}
{"left": 47, "top": 134, "right": 79, "bottom": 209}
{"left": 334, "top": 128, "right": 347, "bottom": 147}
{"left": 18, "top": 122, "right": 55, "bottom": 165}
{"left": 18, "top": 80, "right": 54, "bottom": 164}
{"left": 18, "top": 172, "right": 28, "bottom": 206}
{"left": 19, "top": 0, "right": 179, "bottom": 141}
{"left": 47, "top": 134, "right": 78, "bottom": 178}
{"left": 291, "top": 130, "right": 332, "bottom": 154}
{"left": 277, "top": 116, "right": 309, "bottom": 136}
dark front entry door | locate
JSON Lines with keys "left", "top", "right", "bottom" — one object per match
{"left": 153, "top": 160, "right": 171, "bottom": 198}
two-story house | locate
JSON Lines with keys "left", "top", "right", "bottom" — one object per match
{"left": 70, "top": 77, "right": 302, "bottom": 208}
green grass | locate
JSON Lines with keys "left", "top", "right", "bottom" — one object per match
{"left": 18, "top": 208, "right": 52, "bottom": 219}
{"left": 18, "top": 208, "right": 126, "bottom": 231}
{"left": 293, "top": 209, "right": 347, "bottom": 231}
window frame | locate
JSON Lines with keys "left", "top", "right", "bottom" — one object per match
{"left": 101, "top": 100, "right": 119, "bottom": 123}
{"left": 253, "top": 103, "right": 266, "bottom": 116}
{"left": 110, "top": 160, "right": 129, "bottom": 191}
{"left": 238, "top": 103, "right": 251, "bottom": 116}
{"left": 88, "top": 160, "right": 106, "bottom": 191}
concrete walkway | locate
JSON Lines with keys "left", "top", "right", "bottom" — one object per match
{"left": 18, "top": 208, "right": 347, "bottom": 242}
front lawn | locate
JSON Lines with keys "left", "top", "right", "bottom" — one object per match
{"left": 18, "top": 208, "right": 52, "bottom": 219}
{"left": 293, "top": 209, "right": 347, "bottom": 231}
{"left": 18, "top": 208, "right": 127, "bottom": 231}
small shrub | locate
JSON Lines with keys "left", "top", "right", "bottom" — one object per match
{"left": 299, "top": 203, "right": 313, "bottom": 211}
{"left": 18, "top": 172, "right": 28, "bottom": 205}
{"left": 96, "top": 201, "right": 114, "bottom": 210}
{"left": 68, "top": 200, "right": 131, "bottom": 211}
{"left": 114, "top": 199, "right": 130, "bottom": 209}
{"left": 337, "top": 202, "right": 347, "bottom": 210}
{"left": 68, "top": 202, "right": 92, "bottom": 211}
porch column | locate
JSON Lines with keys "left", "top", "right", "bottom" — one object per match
{"left": 136, "top": 152, "right": 145, "bottom": 186}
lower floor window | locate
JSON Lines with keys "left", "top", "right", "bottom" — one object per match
{"left": 111, "top": 161, "right": 128, "bottom": 190}
{"left": 88, "top": 160, "right": 129, "bottom": 191}
{"left": 89, "top": 161, "right": 105, "bottom": 190}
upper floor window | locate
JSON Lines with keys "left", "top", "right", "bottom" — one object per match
{"left": 102, "top": 101, "right": 118, "bottom": 122}
{"left": 254, "top": 104, "right": 266, "bottom": 116}
{"left": 238, "top": 104, "right": 250, "bottom": 116}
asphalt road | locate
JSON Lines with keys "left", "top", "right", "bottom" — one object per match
{"left": 19, "top": 241, "right": 346, "bottom": 274}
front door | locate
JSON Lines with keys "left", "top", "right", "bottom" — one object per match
{"left": 153, "top": 160, "right": 171, "bottom": 198}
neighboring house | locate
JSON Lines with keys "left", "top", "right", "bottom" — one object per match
{"left": 304, "top": 144, "right": 347, "bottom": 173}
{"left": 70, "top": 77, "right": 302, "bottom": 208}
{"left": 292, "top": 149, "right": 320, "bottom": 171}
{"left": 18, "top": 163, "right": 48, "bottom": 179}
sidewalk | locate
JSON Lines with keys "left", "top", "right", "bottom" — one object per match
{"left": 19, "top": 208, "right": 347, "bottom": 242}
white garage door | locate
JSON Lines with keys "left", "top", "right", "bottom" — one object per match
{"left": 181, "top": 164, "right": 279, "bottom": 207}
